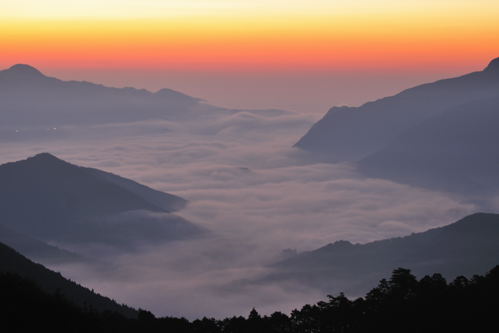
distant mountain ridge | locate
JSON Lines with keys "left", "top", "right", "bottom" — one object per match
{"left": 0, "top": 63, "right": 298, "bottom": 142}
{"left": 266, "top": 213, "right": 499, "bottom": 296}
{"left": 295, "top": 57, "right": 499, "bottom": 161}
{"left": 0, "top": 63, "right": 205, "bottom": 131}
{"left": 0, "top": 64, "right": 201, "bottom": 103}
{"left": 0, "top": 153, "right": 200, "bottom": 252}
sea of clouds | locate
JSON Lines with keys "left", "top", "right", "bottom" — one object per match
{"left": 0, "top": 108, "right": 479, "bottom": 318}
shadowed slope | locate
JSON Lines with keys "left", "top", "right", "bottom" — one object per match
{"left": 267, "top": 213, "right": 499, "bottom": 295}
{"left": 296, "top": 58, "right": 499, "bottom": 161}
{"left": 0, "top": 224, "right": 83, "bottom": 264}
{"left": 0, "top": 241, "right": 137, "bottom": 317}
{"left": 359, "top": 96, "right": 499, "bottom": 196}
{"left": 0, "top": 153, "right": 200, "bottom": 250}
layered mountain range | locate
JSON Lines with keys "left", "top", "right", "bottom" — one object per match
{"left": 0, "top": 64, "right": 294, "bottom": 142}
{"left": 296, "top": 57, "right": 499, "bottom": 195}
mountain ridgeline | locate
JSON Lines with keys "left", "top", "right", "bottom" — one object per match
{"left": 0, "top": 241, "right": 137, "bottom": 318}
{"left": 1, "top": 238, "right": 498, "bottom": 332}
{"left": 296, "top": 57, "right": 499, "bottom": 196}
{"left": 296, "top": 57, "right": 499, "bottom": 160}
{"left": 0, "top": 153, "right": 201, "bottom": 257}
{"left": 0, "top": 63, "right": 296, "bottom": 142}
{"left": 0, "top": 64, "right": 203, "bottom": 129}
{"left": 265, "top": 213, "right": 499, "bottom": 296}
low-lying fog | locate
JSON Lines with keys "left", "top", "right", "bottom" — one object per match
{"left": 0, "top": 109, "right": 478, "bottom": 318}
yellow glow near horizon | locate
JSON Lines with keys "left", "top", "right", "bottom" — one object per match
{"left": 1, "top": 0, "right": 499, "bottom": 71}
{"left": 2, "top": 0, "right": 499, "bottom": 19}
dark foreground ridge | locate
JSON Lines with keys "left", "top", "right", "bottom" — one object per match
{"left": 0, "top": 241, "right": 137, "bottom": 318}
{"left": 1, "top": 250, "right": 498, "bottom": 332}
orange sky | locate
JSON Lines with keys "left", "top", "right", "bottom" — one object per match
{"left": 1, "top": 1, "right": 498, "bottom": 112}
{"left": 2, "top": 1, "right": 499, "bottom": 71}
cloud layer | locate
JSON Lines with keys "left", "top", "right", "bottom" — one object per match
{"left": 0, "top": 108, "right": 480, "bottom": 318}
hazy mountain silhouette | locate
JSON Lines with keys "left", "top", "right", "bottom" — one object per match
{"left": 0, "top": 63, "right": 294, "bottom": 141}
{"left": 0, "top": 64, "right": 204, "bottom": 130}
{"left": 266, "top": 213, "right": 499, "bottom": 295}
{"left": 0, "top": 241, "right": 137, "bottom": 317}
{"left": 0, "top": 153, "right": 201, "bottom": 250}
{"left": 295, "top": 57, "right": 499, "bottom": 161}
{"left": 359, "top": 96, "right": 499, "bottom": 196}
{"left": 0, "top": 224, "right": 83, "bottom": 264}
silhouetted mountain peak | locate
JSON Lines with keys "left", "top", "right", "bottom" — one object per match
{"left": 30, "top": 152, "right": 59, "bottom": 160}
{"left": 5, "top": 64, "right": 45, "bottom": 77}
{"left": 0, "top": 154, "right": 195, "bottom": 247}
{"left": 25, "top": 152, "right": 67, "bottom": 166}
{"left": 0, "top": 153, "right": 71, "bottom": 172}
{"left": 484, "top": 57, "right": 499, "bottom": 73}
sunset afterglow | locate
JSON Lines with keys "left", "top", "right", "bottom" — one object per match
{"left": 2, "top": 0, "right": 499, "bottom": 72}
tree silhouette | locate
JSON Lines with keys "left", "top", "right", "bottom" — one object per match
{"left": 2, "top": 265, "right": 499, "bottom": 332}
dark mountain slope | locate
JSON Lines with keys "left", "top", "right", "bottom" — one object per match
{"left": 88, "top": 167, "right": 186, "bottom": 212}
{"left": 2, "top": 264, "right": 499, "bottom": 332}
{"left": 0, "top": 153, "right": 199, "bottom": 249}
{"left": 0, "top": 241, "right": 137, "bottom": 317}
{"left": 267, "top": 213, "right": 499, "bottom": 295}
{"left": 359, "top": 96, "right": 499, "bottom": 196}
{"left": 295, "top": 57, "right": 499, "bottom": 161}
{"left": 0, "top": 224, "right": 82, "bottom": 264}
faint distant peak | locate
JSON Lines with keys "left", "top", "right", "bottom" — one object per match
{"left": 4, "top": 64, "right": 45, "bottom": 77}
{"left": 483, "top": 57, "right": 499, "bottom": 73}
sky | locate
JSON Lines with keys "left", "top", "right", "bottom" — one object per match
{"left": 1, "top": 0, "right": 499, "bottom": 113}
